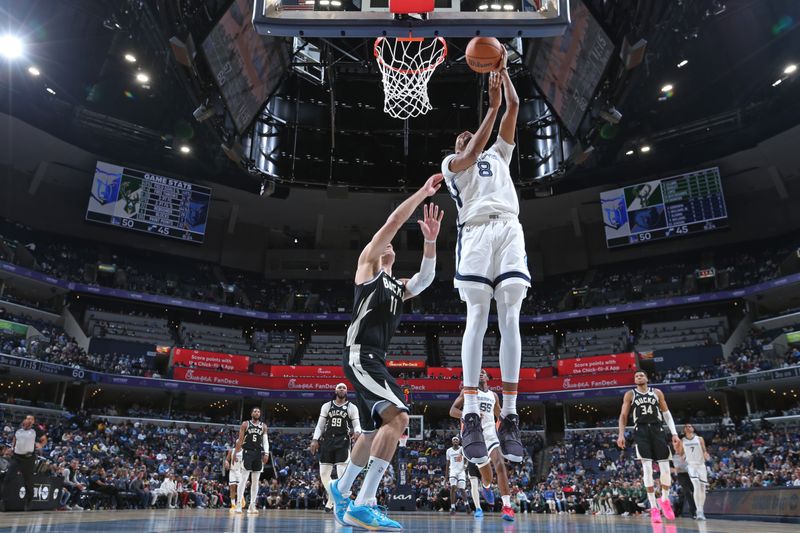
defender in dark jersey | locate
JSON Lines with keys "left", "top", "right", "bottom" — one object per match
{"left": 311, "top": 383, "right": 362, "bottom": 512}
{"left": 330, "top": 174, "right": 444, "bottom": 530}
{"left": 617, "top": 370, "right": 680, "bottom": 524}
{"left": 235, "top": 407, "right": 270, "bottom": 514}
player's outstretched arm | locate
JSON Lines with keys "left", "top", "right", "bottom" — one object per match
{"left": 402, "top": 203, "right": 444, "bottom": 301}
{"left": 355, "top": 174, "right": 442, "bottom": 285}
{"left": 497, "top": 50, "right": 519, "bottom": 146}
{"left": 617, "top": 391, "right": 632, "bottom": 449}
{"left": 447, "top": 73, "right": 502, "bottom": 173}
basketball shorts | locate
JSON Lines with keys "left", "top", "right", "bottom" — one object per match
{"left": 343, "top": 344, "right": 409, "bottom": 433}
{"left": 467, "top": 461, "right": 481, "bottom": 478}
{"left": 483, "top": 423, "right": 501, "bottom": 456}
{"left": 633, "top": 423, "right": 671, "bottom": 461}
{"left": 242, "top": 449, "right": 264, "bottom": 472}
{"left": 320, "top": 441, "right": 350, "bottom": 465}
{"left": 228, "top": 465, "right": 245, "bottom": 485}
{"left": 449, "top": 471, "right": 466, "bottom": 489}
{"left": 688, "top": 463, "right": 708, "bottom": 484}
{"left": 455, "top": 217, "right": 531, "bottom": 298}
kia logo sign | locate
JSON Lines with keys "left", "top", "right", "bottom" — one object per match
{"left": 392, "top": 494, "right": 412, "bottom": 500}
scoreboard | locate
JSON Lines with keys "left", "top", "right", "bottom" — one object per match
{"left": 86, "top": 161, "right": 211, "bottom": 243}
{"left": 601, "top": 167, "right": 728, "bottom": 249}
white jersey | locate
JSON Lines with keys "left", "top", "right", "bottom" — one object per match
{"left": 442, "top": 138, "right": 518, "bottom": 225}
{"left": 477, "top": 388, "right": 497, "bottom": 433}
{"left": 446, "top": 446, "right": 466, "bottom": 474}
{"left": 230, "top": 447, "right": 244, "bottom": 469}
{"left": 682, "top": 435, "right": 704, "bottom": 464}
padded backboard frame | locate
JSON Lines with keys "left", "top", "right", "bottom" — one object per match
{"left": 252, "top": 0, "right": 571, "bottom": 38}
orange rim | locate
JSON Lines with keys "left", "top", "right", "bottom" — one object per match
{"left": 374, "top": 37, "right": 448, "bottom": 75}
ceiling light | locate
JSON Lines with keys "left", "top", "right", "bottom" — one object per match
{"left": 124, "top": 53, "right": 137, "bottom": 63}
{"left": 304, "top": 0, "right": 314, "bottom": 3}
{"left": 503, "top": 4, "right": 514, "bottom": 9}
{"left": 319, "top": 0, "right": 329, "bottom": 4}
{"left": 660, "top": 84, "right": 674, "bottom": 93}
{"left": 490, "top": 3, "right": 501, "bottom": 9}
{"left": 772, "top": 79, "right": 782, "bottom": 87}
{"left": 331, "top": 0, "right": 342, "bottom": 5}
{"left": 0, "top": 34, "right": 24, "bottom": 60}
{"left": 625, "top": 150, "right": 634, "bottom": 156}
{"left": 677, "top": 59, "right": 688, "bottom": 68}
{"left": 27, "top": 66, "right": 40, "bottom": 76}
{"left": 136, "top": 72, "right": 149, "bottom": 83}
{"left": 179, "top": 145, "right": 191, "bottom": 154}
{"left": 45, "top": 87, "right": 56, "bottom": 95}
{"left": 640, "top": 145, "right": 651, "bottom": 153}
{"left": 785, "top": 64, "right": 797, "bottom": 75}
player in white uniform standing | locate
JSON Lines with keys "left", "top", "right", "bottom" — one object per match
{"left": 681, "top": 423, "right": 710, "bottom": 521}
{"left": 445, "top": 437, "right": 467, "bottom": 515}
{"left": 441, "top": 52, "right": 528, "bottom": 466}
{"left": 224, "top": 445, "right": 245, "bottom": 513}
{"left": 450, "top": 369, "right": 515, "bottom": 522}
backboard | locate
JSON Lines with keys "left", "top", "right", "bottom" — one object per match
{"left": 252, "top": 0, "right": 571, "bottom": 38}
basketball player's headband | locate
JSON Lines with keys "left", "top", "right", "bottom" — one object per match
{"left": 336, "top": 383, "right": 347, "bottom": 390}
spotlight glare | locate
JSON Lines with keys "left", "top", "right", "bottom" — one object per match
{"left": 124, "top": 53, "right": 137, "bottom": 63}
{"left": 640, "top": 145, "right": 651, "bottom": 153}
{"left": 136, "top": 72, "right": 150, "bottom": 83}
{"left": 0, "top": 34, "right": 24, "bottom": 60}
{"left": 772, "top": 78, "right": 782, "bottom": 87}
{"left": 179, "top": 145, "right": 191, "bottom": 154}
{"left": 45, "top": 87, "right": 56, "bottom": 95}
{"left": 660, "top": 84, "right": 674, "bottom": 93}
{"left": 785, "top": 64, "right": 797, "bottom": 75}
{"left": 28, "top": 66, "right": 40, "bottom": 76}
{"left": 677, "top": 59, "right": 688, "bottom": 68}
{"left": 625, "top": 150, "right": 634, "bottom": 156}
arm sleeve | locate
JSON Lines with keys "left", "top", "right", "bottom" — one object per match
{"left": 404, "top": 255, "right": 436, "bottom": 297}
{"left": 263, "top": 431, "right": 270, "bottom": 455}
{"left": 348, "top": 403, "right": 362, "bottom": 434}
{"left": 312, "top": 403, "right": 330, "bottom": 440}
{"left": 662, "top": 410, "right": 678, "bottom": 436}
{"left": 490, "top": 137, "right": 515, "bottom": 165}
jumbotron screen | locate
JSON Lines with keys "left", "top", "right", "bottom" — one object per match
{"left": 85, "top": 161, "right": 211, "bottom": 244}
{"left": 600, "top": 167, "right": 728, "bottom": 249}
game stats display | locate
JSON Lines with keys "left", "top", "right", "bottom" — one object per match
{"left": 86, "top": 161, "right": 211, "bottom": 243}
{"left": 600, "top": 167, "right": 728, "bottom": 249}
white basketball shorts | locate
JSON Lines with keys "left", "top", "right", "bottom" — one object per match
{"left": 449, "top": 471, "right": 466, "bottom": 489}
{"left": 455, "top": 217, "right": 531, "bottom": 298}
{"left": 687, "top": 463, "right": 708, "bottom": 484}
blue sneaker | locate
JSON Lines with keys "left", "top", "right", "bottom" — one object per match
{"left": 474, "top": 508, "right": 484, "bottom": 518}
{"left": 329, "top": 479, "right": 350, "bottom": 526}
{"left": 480, "top": 485, "right": 495, "bottom": 506}
{"left": 343, "top": 502, "right": 403, "bottom": 531}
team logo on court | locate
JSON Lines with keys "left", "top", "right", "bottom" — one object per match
{"left": 602, "top": 195, "right": 628, "bottom": 230}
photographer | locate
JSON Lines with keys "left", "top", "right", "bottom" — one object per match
{"left": 1, "top": 415, "right": 47, "bottom": 511}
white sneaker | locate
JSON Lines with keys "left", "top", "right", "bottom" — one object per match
{"left": 70, "top": 504, "right": 84, "bottom": 511}
{"left": 696, "top": 512, "right": 706, "bottom": 521}
{"left": 247, "top": 507, "right": 258, "bottom": 514}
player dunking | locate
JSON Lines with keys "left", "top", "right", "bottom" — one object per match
{"left": 617, "top": 370, "right": 680, "bottom": 524}
{"left": 329, "top": 176, "right": 444, "bottom": 530}
{"left": 224, "top": 443, "right": 245, "bottom": 513}
{"left": 681, "top": 423, "right": 710, "bottom": 521}
{"left": 450, "top": 369, "right": 515, "bottom": 521}
{"left": 445, "top": 437, "right": 467, "bottom": 515}
{"left": 310, "top": 383, "right": 361, "bottom": 512}
{"left": 235, "top": 407, "right": 270, "bottom": 515}
{"left": 441, "top": 52, "right": 528, "bottom": 465}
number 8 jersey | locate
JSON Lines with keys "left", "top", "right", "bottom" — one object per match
{"left": 442, "top": 138, "right": 518, "bottom": 226}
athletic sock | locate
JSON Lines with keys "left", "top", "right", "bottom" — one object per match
{"left": 501, "top": 392, "right": 517, "bottom": 418}
{"left": 660, "top": 491, "right": 669, "bottom": 502}
{"left": 354, "top": 457, "right": 390, "bottom": 506}
{"left": 450, "top": 504, "right": 456, "bottom": 509}
{"left": 501, "top": 495, "right": 511, "bottom": 507}
{"left": 647, "top": 492, "right": 657, "bottom": 507}
{"left": 337, "top": 461, "right": 365, "bottom": 495}
{"left": 463, "top": 390, "right": 479, "bottom": 416}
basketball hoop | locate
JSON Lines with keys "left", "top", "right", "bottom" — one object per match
{"left": 374, "top": 36, "right": 447, "bottom": 120}
{"left": 398, "top": 433, "right": 409, "bottom": 448}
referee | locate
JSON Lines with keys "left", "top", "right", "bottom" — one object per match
{"left": 2, "top": 415, "right": 47, "bottom": 511}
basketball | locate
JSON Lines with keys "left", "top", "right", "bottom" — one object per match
{"left": 465, "top": 37, "right": 504, "bottom": 73}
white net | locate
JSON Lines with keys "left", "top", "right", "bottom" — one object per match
{"left": 374, "top": 37, "right": 447, "bottom": 120}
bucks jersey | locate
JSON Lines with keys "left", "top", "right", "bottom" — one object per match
{"left": 323, "top": 401, "right": 351, "bottom": 443}
{"left": 631, "top": 388, "right": 662, "bottom": 425}
{"left": 345, "top": 271, "right": 405, "bottom": 352}
{"left": 242, "top": 420, "right": 265, "bottom": 453}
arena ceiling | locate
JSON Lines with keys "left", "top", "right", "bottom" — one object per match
{"left": 0, "top": 0, "right": 799, "bottom": 194}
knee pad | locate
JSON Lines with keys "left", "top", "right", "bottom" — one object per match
{"left": 642, "top": 460, "right": 654, "bottom": 487}
{"left": 658, "top": 461, "right": 671, "bottom": 487}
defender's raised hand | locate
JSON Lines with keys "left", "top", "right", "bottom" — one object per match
{"left": 418, "top": 203, "right": 444, "bottom": 242}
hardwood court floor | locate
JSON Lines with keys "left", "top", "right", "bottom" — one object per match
{"left": 0, "top": 509, "right": 795, "bottom": 533}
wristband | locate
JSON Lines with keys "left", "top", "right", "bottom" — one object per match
{"left": 424, "top": 239, "right": 436, "bottom": 244}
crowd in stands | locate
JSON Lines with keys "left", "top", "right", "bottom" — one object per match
{"left": 1, "top": 217, "right": 797, "bottom": 319}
